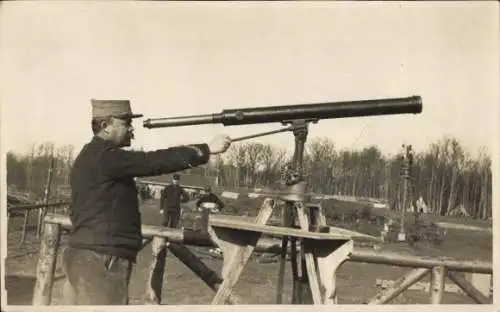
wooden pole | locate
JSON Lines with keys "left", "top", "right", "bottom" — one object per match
{"left": 399, "top": 145, "right": 408, "bottom": 241}
{"left": 37, "top": 155, "right": 55, "bottom": 238}
{"left": 429, "top": 265, "right": 446, "bottom": 304}
{"left": 20, "top": 209, "right": 30, "bottom": 245}
{"left": 349, "top": 250, "right": 492, "bottom": 274}
{"left": 144, "top": 236, "right": 168, "bottom": 304}
{"left": 368, "top": 268, "right": 430, "bottom": 304}
{"left": 32, "top": 222, "right": 61, "bottom": 305}
{"left": 447, "top": 271, "right": 491, "bottom": 304}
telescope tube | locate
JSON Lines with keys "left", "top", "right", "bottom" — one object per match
{"left": 143, "top": 95, "right": 422, "bottom": 129}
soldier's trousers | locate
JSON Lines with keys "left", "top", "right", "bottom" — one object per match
{"left": 61, "top": 246, "right": 133, "bottom": 305}
{"left": 162, "top": 210, "right": 181, "bottom": 228}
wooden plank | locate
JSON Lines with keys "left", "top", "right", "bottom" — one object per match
{"left": 368, "top": 268, "right": 430, "bottom": 304}
{"left": 447, "top": 271, "right": 491, "bottom": 304}
{"left": 206, "top": 214, "right": 379, "bottom": 242}
{"left": 210, "top": 218, "right": 353, "bottom": 241}
{"left": 326, "top": 226, "right": 380, "bottom": 242}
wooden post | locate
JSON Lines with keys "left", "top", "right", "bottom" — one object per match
{"left": 429, "top": 265, "right": 446, "bottom": 304}
{"left": 399, "top": 146, "right": 408, "bottom": 241}
{"left": 447, "top": 271, "right": 490, "bottom": 304}
{"left": 144, "top": 236, "right": 168, "bottom": 304}
{"left": 368, "top": 268, "right": 430, "bottom": 304}
{"left": 20, "top": 208, "right": 30, "bottom": 244}
{"left": 32, "top": 221, "right": 61, "bottom": 305}
{"left": 37, "top": 155, "right": 55, "bottom": 238}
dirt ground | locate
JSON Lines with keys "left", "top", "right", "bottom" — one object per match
{"left": 4, "top": 199, "right": 492, "bottom": 305}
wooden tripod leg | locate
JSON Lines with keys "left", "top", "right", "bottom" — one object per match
{"left": 277, "top": 202, "right": 300, "bottom": 304}
{"left": 209, "top": 198, "right": 275, "bottom": 304}
{"left": 275, "top": 235, "right": 288, "bottom": 304}
{"left": 295, "top": 202, "right": 323, "bottom": 304}
{"left": 289, "top": 237, "right": 300, "bottom": 304}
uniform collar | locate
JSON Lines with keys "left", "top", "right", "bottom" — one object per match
{"left": 92, "top": 135, "right": 119, "bottom": 148}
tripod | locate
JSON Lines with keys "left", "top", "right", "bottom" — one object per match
{"left": 273, "top": 119, "right": 331, "bottom": 304}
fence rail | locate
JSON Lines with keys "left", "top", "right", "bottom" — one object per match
{"left": 7, "top": 202, "right": 493, "bottom": 305}
{"left": 7, "top": 201, "right": 71, "bottom": 245}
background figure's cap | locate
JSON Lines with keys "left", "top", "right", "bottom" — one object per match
{"left": 91, "top": 99, "right": 143, "bottom": 119}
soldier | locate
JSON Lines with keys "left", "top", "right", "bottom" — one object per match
{"left": 62, "top": 99, "right": 231, "bottom": 305}
{"left": 196, "top": 185, "right": 225, "bottom": 213}
{"left": 160, "top": 174, "right": 189, "bottom": 228}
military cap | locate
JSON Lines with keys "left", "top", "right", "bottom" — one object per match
{"left": 91, "top": 99, "right": 143, "bottom": 119}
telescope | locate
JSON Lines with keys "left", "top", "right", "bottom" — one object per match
{"left": 143, "top": 96, "right": 422, "bottom": 129}
{"left": 143, "top": 95, "right": 423, "bottom": 198}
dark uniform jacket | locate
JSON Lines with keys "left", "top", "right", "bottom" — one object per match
{"left": 196, "top": 193, "right": 225, "bottom": 210}
{"left": 160, "top": 184, "right": 189, "bottom": 212}
{"left": 68, "top": 136, "right": 209, "bottom": 262}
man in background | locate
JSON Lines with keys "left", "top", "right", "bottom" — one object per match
{"left": 196, "top": 185, "right": 225, "bottom": 213}
{"left": 160, "top": 174, "right": 189, "bottom": 228}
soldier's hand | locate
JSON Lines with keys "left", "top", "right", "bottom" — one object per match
{"left": 208, "top": 134, "right": 231, "bottom": 154}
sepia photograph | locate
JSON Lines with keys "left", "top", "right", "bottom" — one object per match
{"left": 1, "top": 1, "right": 498, "bottom": 309}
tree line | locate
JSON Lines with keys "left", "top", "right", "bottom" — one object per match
{"left": 6, "top": 135, "right": 492, "bottom": 219}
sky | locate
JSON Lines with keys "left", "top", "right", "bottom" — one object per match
{"left": 1, "top": 1, "right": 498, "bottom": 159}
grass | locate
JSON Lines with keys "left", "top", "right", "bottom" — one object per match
{"left": 5, "top": 198, "right": 493, "bottom": 305}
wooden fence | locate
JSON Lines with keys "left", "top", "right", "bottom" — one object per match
{"left": 17, "top": 200, "right": 492, "bottom": 306}
{"left": 7, "top": 201, "right": 71, "bottom": 244}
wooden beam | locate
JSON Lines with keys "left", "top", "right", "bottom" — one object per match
{"left": 349, "top": 250, "right": 492, "bottom": 274}
{"left": 167, "top": 243, "right": 240, "bottom": 304}
{"left": 368, "top": 268, "right": 430, "bottom": 304}
{"left": 32, "top": 222, "right": 62, "bottom": 305}
{"left": 447, "top": 271, "right": 491, "bottom": 304}
{"left": 8, "top": 201, "right": 71, "bottom": 212}
{"left": 210, "top": 218, "right": 353, "bottom": 242}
